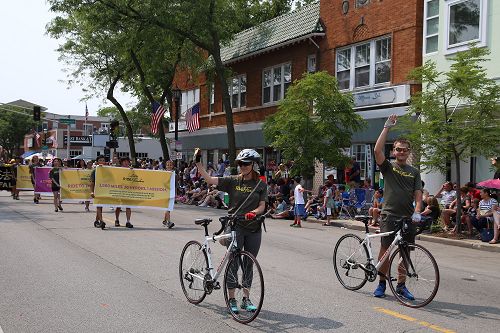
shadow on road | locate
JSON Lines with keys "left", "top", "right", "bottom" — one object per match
{"left": 421, "top": 300, "right": 500, "bottom": 321}
{"left": 199, "top": 302, "right": 344, "bottom": 332}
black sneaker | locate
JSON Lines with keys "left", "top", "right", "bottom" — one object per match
{"left": 94, "top": 220, "right": 100, "bottom": 228}
{"left": 167, "top": 221, "right": 175, "bottom": 229}
{"left": 126, "top": 222, "right": 134, "bottom": 228}
{"left": 115, "top": 220, "right": 121, "bottom": 227}
{"left": 100, "top": 221, "right": 106, "bottom": 230}
{"left": 58, "top": 205, "right": 63, "bottom": 211}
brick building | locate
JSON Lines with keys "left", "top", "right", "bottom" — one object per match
{"left": 171, "top": 0, "right": 424, "bottom": 186}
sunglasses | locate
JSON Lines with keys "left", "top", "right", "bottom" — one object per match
{"left": 237, "top": 161, "right": 253, "bottom": 167}
{"left": 394, "top": 147, "right": 410, "bottom": 153}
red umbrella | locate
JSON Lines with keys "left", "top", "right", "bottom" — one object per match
{"left": 477, "top": 179, "right": 500, "bottom": 190}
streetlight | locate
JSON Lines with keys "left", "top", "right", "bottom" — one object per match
{"left": 172, "top": 88, "right": 181, "bottom": 168}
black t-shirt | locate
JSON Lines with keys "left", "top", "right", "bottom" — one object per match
{"left": 49, "top": 167, "right": 60, "bottom": 187}
{"left": 218, "top": 176, "right": 267, "bottom": 232}
{"left": 350, "top": 161, "right": 361, "bottom": 183}
{"left": 379, "top": 159, "right": 422, "bottom": 217}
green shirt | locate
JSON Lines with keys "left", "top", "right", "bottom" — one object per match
{"left": 217, "top": 176, "right": 267, "bottom": 232}
{"left": 379, "top": 159, "right": 422, "bottom": 217}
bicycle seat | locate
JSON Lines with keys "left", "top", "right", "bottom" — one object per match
{"left": 195, "top": 218, "right": 212, "bottom": 226}
{"left": 354, "top": 215, "right": 370, "bottom": 224}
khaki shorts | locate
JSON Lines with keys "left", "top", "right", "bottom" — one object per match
{"left": 380, "top": 214, "right": 415, "bottom": 248}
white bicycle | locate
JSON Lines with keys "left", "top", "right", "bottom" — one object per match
{"left": 333, "top": 216, "right": 439, "bottom": 308}
{"left": 179, "top": 215, "right": 264, "bottom": 324}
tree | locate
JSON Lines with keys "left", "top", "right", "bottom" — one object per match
{"left": 0, "top": 106, "right": 36, "bottom": 158}
{"left": 399, "top": 46, "right": 500, "bottom": 232}
{"left": 263, "top": 71, "right": 366, "bottom": 179}
{"left": 97, "top": 106, "right": 151, "bottom": 136}
{"left": 89, "top": 0, "right": 298, "bottom": 164}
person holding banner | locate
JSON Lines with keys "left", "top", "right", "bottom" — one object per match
{"left": 195, "top": 148, "right": 267, "bottom": 313}
{"left": 162, "top": 159, "right": 175, "bottom": 229}
{"left": 114, "top": 157, "right": 133, "bottom": 228}
{"left": 84, "top": 161, "right": 93, "bottom": 212}
{"left": 91, "top": 155, "right": 106, "bottom": 229}
{"left": 50, "top": 158, "right": 64, "bottom": 212}
{"left": 30, "top": 155, "right": 43, "bottom": 204}
{"left": 10, "top": 157, "right": 21, "bottom": 200}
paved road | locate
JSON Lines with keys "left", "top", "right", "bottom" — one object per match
{"left": 0, "top": 191, "right": 499, "bottom": 332}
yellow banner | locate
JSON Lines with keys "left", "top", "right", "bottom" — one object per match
{"left": 60, "top": 169, "right": 93, "bottom": 202}
{"left": 94, "top": 166, "right": 175, "bottom": 211}
{"left": 17, "top": 165, "right": 34, "bottom": 190}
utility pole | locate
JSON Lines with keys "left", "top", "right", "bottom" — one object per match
{"left": 66, "top": 115, "right": 71, "bottom": 160}
{"left": 172, "top": 88, "right": 181, "bottom": 169}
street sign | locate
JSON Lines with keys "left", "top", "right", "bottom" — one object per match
{"left": 58, "top": 118, "right": 76, "bottom": 125}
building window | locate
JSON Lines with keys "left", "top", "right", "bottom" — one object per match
{"left": 307, "top": 54, "right": 317, "bottom": 73}
{"left": 117, "top": 152, "right": 130, "bottom": 158}
{"left": 262, "top": 63, "right": 292, "bottom": 104}
{"left": 336, "top": 36, "right": 391, "bottom": 90}
{"left": 209, "top": 83, "right": 215, "bottom": 113}
{"left": 351, "top": 144, "right": 367, "bottom": 180}
{"left": 83, "top": 124, "right": 93, "bottom": 135}
{"left": 136, "top": 152, "right": 148, "bottom": 158}
{"left": 228, "top": 75, "right": 246, "bottom": 109}
{"left": 42, "top": 122, "right": 48, "bottom": 130}
{"left": 424, "top": 0, "right": 440, "bottom": 54}
{"left": 181, "top": 88, "right": 200, "bottom": 126}
{"left": 445, "top": 0, "right": 487, "bottom": 52}
{"left": 69, "top": 150, "right": 82, "bottom": 158}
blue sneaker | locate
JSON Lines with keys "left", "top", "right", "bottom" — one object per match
{"left": 396, "top": 284, "right": 415, "bottom": 300}
{"left": 228, "top": 298, "right": 239, "bottom": 313}
{"left": 241, "top": 297, "right": 257, "bottom": 312}
{"left": 373, "top": 282, "right": 386, "bottom": 298}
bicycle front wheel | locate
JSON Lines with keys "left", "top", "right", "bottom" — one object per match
{"left": 388, "top": 243, "right": 440, "bottom": 308}
{"left": 179, "top": 240, "right": 208, "bottom": 304}
{"left": 333, "top": 234, "right": 369, "bottom": 290}
{"left": 223, "top": 250, "right": 264, "bottom": 324}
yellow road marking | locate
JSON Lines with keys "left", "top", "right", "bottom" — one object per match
{"left": 374, "top": 307, "right": 456, "bottom": 333}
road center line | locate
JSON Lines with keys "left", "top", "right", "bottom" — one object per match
{"left": 374, "top": 307, "right": 456, "bottom": 333}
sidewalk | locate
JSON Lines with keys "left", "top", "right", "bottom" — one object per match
{"left": 303, "top": 216, "right": 500, "bottom": 254}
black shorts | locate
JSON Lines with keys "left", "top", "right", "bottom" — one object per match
{"left": 380, "top": 215, "right": 415, "bottom": 248}
{"left": 51, "top": 185, "right": 60, "bottom": 192}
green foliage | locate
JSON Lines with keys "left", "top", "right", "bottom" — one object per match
{"left": 0, "top": 107, "right": 36, "bottom": 157}
{"left": 399, "top": 46, "right": 500, "bottom": 175}
{"left": 263, "top": 71, "right": 366, "bottom": 178}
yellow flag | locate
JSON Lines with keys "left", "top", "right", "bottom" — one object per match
{"left": 60, "top": 169, "right": 93, "bottom": 202}
{"left": 94, "top": 166, "right": 175, "bottom": 211}
{"left": 16, "top": 165, "right": 34, "bottom": 190}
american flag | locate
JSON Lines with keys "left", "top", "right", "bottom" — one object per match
{"left": 185, "top": 102, "right": 200, "bottom": 133}
{"left": 150, "top": 101, "right": 166, "bottom": 134}
{"left": 85, "top": 103, "right": 89, "bottom": 121}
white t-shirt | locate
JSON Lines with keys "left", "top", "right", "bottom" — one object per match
{"left": 440, "top": 190, "right": 456, "bottom": 206}
{"left": 294, "top": 184, "right": 305, "bottom": 205}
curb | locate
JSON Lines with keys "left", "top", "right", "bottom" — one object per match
{"left": 302, "top": 216, "right": 500, "bottom": 254}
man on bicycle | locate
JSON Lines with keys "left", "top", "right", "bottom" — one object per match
{"left": 373, "top": 114, "right": 423, "bottom": 300}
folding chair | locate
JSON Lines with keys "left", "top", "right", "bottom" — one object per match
{"left": 356, "top": 188, "right": 375, "bottom": 215}
{"left": 338, "top": 190, "right": 355, "bottom": 219}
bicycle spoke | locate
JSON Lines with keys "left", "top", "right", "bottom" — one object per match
{"left": 333, "top": 234, "right": 369, "bottom": 291}
{"left": 179, "top": 241, "right": 208, "bottom": 304}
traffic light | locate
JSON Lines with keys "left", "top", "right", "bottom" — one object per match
{"left": 33, "top": 106, "right": 41, "bottom": 121}
{"left": 109, "top": 120, "right": 119, "bottom": 139}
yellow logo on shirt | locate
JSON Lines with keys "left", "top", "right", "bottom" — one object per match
{"left": 392, "top": 166, "right": 414, "bottom": 178}
{"left": 235, "top": 185, "right": 253, "bottom": 193}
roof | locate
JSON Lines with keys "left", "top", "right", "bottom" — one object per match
{"left": 220, "top": 2, "right": 324, "bottom": 63}
{"left": 6, "top": 99, "right": 48, "bottom": 111}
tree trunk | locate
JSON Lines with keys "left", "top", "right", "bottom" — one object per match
{"left": 213, "top": 57, "right": 236, "bottom": 164}
{"left": 106, "top": 75, "right": 137, "bottom": 163}
{"left": 454, "top": 152, "right": 462, "bottom": 233}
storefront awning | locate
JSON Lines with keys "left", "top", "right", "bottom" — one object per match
{"left": 21, "top": 151, "right": 36, "bottom": 158}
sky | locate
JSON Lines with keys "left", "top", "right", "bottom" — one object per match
{"left": 0, "top": 1, "right": 135, "bottom": 117}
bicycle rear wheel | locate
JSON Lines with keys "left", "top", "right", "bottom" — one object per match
{"left": 333, "top": 234, "right": 369, "bottom": 290}
{"left": 223, "top": 250, "right": 264, "bottom": 324}
{"left": 387, "top": 243, "right": 439, "bottom": 308}
{"left": 179, "top": 240, "right": 208, "bottom": 304}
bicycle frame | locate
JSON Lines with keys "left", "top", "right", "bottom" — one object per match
{"left": 361, "top": 230, "right": 402, "bottom": 271}
{"left": 187, "top": 229, "right": 238, "bottom": 284}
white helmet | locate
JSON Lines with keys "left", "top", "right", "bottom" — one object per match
{"left": 235, "top": 149, "right": 261, "bottom": 164}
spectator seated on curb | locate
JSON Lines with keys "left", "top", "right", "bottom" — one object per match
{"left": 435, "top": 181, "right": 456, "bottom": 209}
{"left": 187, "top": 182, "right": 208, "bottom": 205}
{"left": 198, "top": 185, "right": 223, "bottom": 208}
{"left": 270, "top": 206, "right": 295, "bottom": 220}
{"left": 368, "top": 189, "right": 384, "bottom": 227}
{"left": 442, "top": 187, "right": 471, "bottom": 231}
{"left": 489, "top": 204, "right": 500, "bottom": 244}
{"left": 466, "top": 188, "right": 498, "bottom": 237}
{"left": 419, "top": 196, "right": 440, "bottom": 233}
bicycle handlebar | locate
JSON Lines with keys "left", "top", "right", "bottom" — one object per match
{"left": 214, "top": 215, "right": 265, "bottom": 236}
